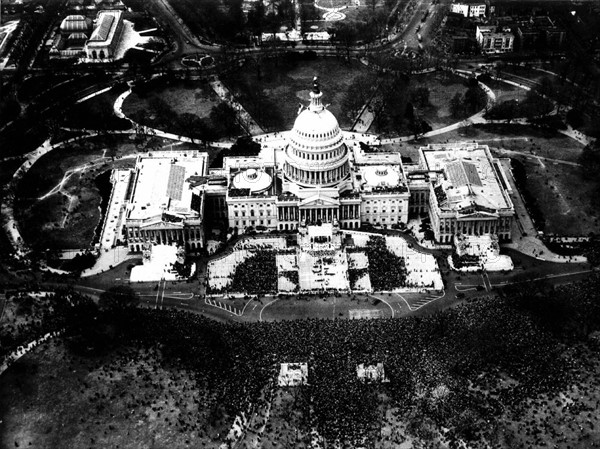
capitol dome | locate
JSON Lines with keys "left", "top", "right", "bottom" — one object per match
{"left": 283, "top": 78, "right": 350, "bottom": 188}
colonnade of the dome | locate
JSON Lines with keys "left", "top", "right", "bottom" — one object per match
{"left": 283, "top": 158, "right": 350, "bottom": 186}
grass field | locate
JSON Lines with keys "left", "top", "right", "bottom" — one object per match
{"left": 122, "top": 82, "right": 220, "bottom": 123}
{"left": 513, "top": 156, "right": 599, "bottom": 236}
{"left": 222, "top": 57, "right": 371, "bottom": 131}
{"left": 260, "top": 294, "right": 394, "bottom": 321}
{"left": 411, "top": 71, "right": 483, "bottom": 130}
{"left": 14, "top": 137, "right": 140, "bottom": 250}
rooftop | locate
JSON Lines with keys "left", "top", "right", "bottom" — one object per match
{"left": 87, "top": 10, "right": 122, "bottom": 47}
{"left": 420, "top": 144, "right": 512, "bottom": 213}
{"left": 127, "top": 152, "right": 208, "bottom": 222}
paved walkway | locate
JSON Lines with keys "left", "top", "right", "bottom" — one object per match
{"left": 81, "top": 246, "right": 138, "bottom": 277}
{"left": 0, "top": 331, "right": 63, "bottom": 376}
{"left": 209, "top": 80, "right": 264, "bottom": 136}
{"left": 380, "top": 71, "right": 497, "bottom": 144}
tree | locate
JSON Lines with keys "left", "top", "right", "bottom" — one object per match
{"left": 247, "top": 1, "right": 267, "bottom": 33}
{"left": 463, "top": 86, "right": 486, "bottom": 115}
{"left": 334, "top": 21, "right": 358, "bottom": 60}
{"left": 450, "top": 93, "right": 463, "bottom": 118}
{"left": 210, "top": 102, "right": 241, "bottom": 137}
{"left": 410, "top": 87, "right": 430, "bottom": 108}
{"left": 99, "top": 286, "right": 140, "bottom": 312}
{"left": 342, "top": 74, "right": 378, "bottom": 120}
{"left": 579, "top": 141, "right": 600, "bottom": 180}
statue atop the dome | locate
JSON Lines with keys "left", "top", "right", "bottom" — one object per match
{"left": 309, "top": 76, "right": 324, "bottom": 112}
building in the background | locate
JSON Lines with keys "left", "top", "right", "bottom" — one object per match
{"left": 476, "top": 25, "right": 514, "bottom": 53}
{"left": 102, "top": 80, "right": 516, "bottom": 253}
{"left": 450, "top": 0, "right": 488, "bottom": 18}
{"left": 49, "top": 14, "right": 92, "bottom": 59}
{"left": 120, "top": 152, "right": 209, "bottom": 253}
{"left": 515, "top": 16, "right": 566, "bottom": 53}
{"left": 215, "top": 79, "right": 410, "bottom": 234}
{"left": 419, "top": 143, "right": 515, "bottom": 243}
{"left": 84, "top": 9, "right": 124, "bottom": 61}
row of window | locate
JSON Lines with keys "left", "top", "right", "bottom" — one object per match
{"left": 363, "top": 217, "right": 398, "bottom": 223}
{"left": 365, "top": 199, "right": 403, "bottom": 205}
{"left": 234, "top": 209, "right": 271, "bottom": 217}
{"left": 234, "top": 219, "right": 272, "bottom": 227}
{"left": 291, "top": 146, "right": 345, "bottom": 161}
{"left": 232, "top": 203, "right": 274, "bottom": 209}
{"left": 364, "top": 208, "right": 400, "bottom": 214}
{"left": 296, "top": 127, "right": 339, "bottom": 140}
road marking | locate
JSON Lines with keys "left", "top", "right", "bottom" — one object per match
{"left": 259, "top": 298, "right": 279, "bottom": 322}
{"left": 160, "top": 280, "right": 166, "bottom": 310}
{"left": 241, "top": 297, "right": 254, "bottom": 317}
{"left": 490, "top": 269, "right": 594, "bottom": 288}
{"left": 154, "top": 281, "right": 161, "bottom": 309}
{"left": 455, "top": 283, "right": 478, "bottom": 292}
{"left": 369, "top": 294, "right": 395, "bottom": 318}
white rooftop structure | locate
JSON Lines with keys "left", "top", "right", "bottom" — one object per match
{"left": 356, "top": 363, "right": 390, "bottom": 383}
{"left": 421, "top": 146, "right": 510, "bottom": 212}
{"left": 231, "top": 168, "right": 272, "bottom": 194}
{"left": 86, "top": 10, "right": 122, "bottom": 48}
{"left": 130, "top": 244, "right": 180, "bottom": 282}
{"left": 278, "top": 363, "right": 308, "bottom": 386}
{"left": 128, "top": 153, "right": 206, "bottom": 221}
{"left": 122, "top": 151, "right": 209, "bottom": 253}
{"left": 360, "top": 165, "right": 401, "bottom": 190}
{"left": 454, "top": 234, "right": 513, "bottom": 271}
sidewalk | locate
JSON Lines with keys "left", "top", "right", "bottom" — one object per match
{"left": 81, "top": 246, "right": 137, "bottom": 277}
{"left": 209, "top": 79, "right": 264, "bottom": 136}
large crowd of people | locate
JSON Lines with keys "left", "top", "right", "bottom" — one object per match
{"left": 4, "top": 274, "right": 600, "bottom": 447}
{"left": 229, "top": 250, "right": 278, "bottom": 295}
{"left": 365, "top": 236, "right": 408, "bottom": 291}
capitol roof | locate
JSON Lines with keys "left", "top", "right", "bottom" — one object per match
{"left": 420, "top": 144, "right": 513, "bottom": 213}
{"left": 127, "top": 152, "right": 208, "bottom": 222}
{"left": 361, "top": 165, "right": 401, "bottom": 188}
{"left": 231, "top": 168, "right": 272, "bottom": 194}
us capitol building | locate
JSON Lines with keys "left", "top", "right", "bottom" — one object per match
{"left": 111, "top": 78, "right": 514, "bottom": 253}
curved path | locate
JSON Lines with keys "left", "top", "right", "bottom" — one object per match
{"left": 0, "top": 330, "right": 63, "bottom": 376}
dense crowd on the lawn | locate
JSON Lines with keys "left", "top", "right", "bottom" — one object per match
{"left": 207, "top": 250, "right": 279, "bottom": 295}
{"left": 5, "top": 274, "right": 600, "bottom": 447}
{"left": 52, "top": 276, "right": 600, "bottom": 447}
{"left": 364, "top": 236, "right": 408, "bottom": 291}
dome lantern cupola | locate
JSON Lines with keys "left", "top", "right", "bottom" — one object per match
{"left": 309, "top": 76, "right": 324, "bottom": 112}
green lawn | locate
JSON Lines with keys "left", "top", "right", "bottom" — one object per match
{"left": 222, "top": 57, "right": 371, "bottom": 131}
{"left": 514, "top": 156, "right": 599, "bottom": 236}
{"left": 14, "top": 137, "right": 141, "bottom": 250}
{"left": 122, "top": 82, "right": 220, "bottom": 122}
{"left": 412, "top": 71, "right": 482, "bottom": 129}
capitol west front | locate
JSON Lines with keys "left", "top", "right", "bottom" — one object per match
{"left": 113, "top": 78, "right": 515, "bottom": 253}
